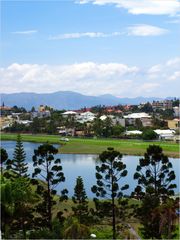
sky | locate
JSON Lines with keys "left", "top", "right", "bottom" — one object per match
{"left": 1, "top": 0, "right": 180, "bottom": 97}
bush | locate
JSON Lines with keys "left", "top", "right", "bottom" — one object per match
{"left": 142, "top": 129, "right": 158, "bottom": 140}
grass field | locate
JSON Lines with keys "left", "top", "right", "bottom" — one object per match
{"left": 1, "top": 133, "right": 179, "bottom": 158}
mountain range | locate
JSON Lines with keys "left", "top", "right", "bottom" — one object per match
{"left": 1, "top": 91, "right": 168, "bottom": 110}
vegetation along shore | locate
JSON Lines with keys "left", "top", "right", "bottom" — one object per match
{"left": 1, "top": 133, "right": 179, "bottom": 158}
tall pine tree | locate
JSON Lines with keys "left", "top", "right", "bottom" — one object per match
{"left": 32, "top": 143, "right": 68, "bottom": 230}
{"left": 72, "top": 176, "right": 89, "bottom": 223}
{"left": 133, "top": 145, "right": 177, "bottom": 239}
{"left": 92, "top": 148, "right": 129, "bottom": 239}
{"left": 6, "top": 134, "right": 28, "bottom": 177}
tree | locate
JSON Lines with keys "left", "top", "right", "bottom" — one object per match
{"left": 0, "top": 148, "right": 8, "bottom": 173}
{"left": 142, "top": 129, "right": 158, "bottom": 140}
{"left": 91, "top": 148, "right": 129, "bottom": 239}
{"left": 63, "top": 217, "right": 90, "bottom": 239}
{"left": 72, "top": 176, "right": 89, "bottom": 223}
{"left": 133, "top": 145, "right": 176, "bottom": 239}
{"left": 152, "top": 197, "right": 179, "bottom": 239}
{"left": 1, "top": 175, "right": 36, "bottom": 239}
{"left": 32, "top": 143, "right": 68, "bottom": 230}
{"left": 6, "top": 134, "right": 29, "bottom": 177}
{"left": 112, "top": 125, "right": 125, "bottom": 137}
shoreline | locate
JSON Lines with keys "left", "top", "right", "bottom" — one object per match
{"left": 1, "top": 133, "right": 179, "bottom": 158}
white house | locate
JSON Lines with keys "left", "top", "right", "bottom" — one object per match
{"left": 154, "top": 129, "right": 175, "bottom": 140}
{"left": 76, "top": 111, "right": 96, "bottom": 123}
{"left": 62, "top": 111, "right": 77, "bottom": 117}
{"left": 125, "top": 130, "right": 142, "bottom": 136}
{"left": 124, "top": 112, "right": 152, "bottom": 127}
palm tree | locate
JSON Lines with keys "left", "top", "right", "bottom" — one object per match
{"left": 63, "top": 217, "right": 90, "bottom": 239}
{"left": 152, "top": 198, "right": 179, "bottom": 239}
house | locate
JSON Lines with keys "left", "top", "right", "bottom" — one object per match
{"left": 57, "top": 126, "right": 75, "bottom": 136}
{"left": 173, "top": 106, "right": 179, "bottom": 118}
{"left": 154, "top": 129, "right": 175, "bottom": 140}
{"left": 17, "top": 120, "right": 32, "bottom": 126}
{"left": 125, "top": 130, "right": 142, "bottom": 136}
{"left": 31, "top": 110, "right": 51, "bottom": 119}
{"left": 124, "top": 112, "right": 152, "bottom": 127}
{"left": 167, "top": 119, "right": 180, "bottom": 130}
{"left": 76, "top": 111, "right": 96, "bottom": 123}
{"left": 62, "top": 111, "right": 77, "bottom": 117}
{"left": 100, "top": 115, "right": 125, "bottom": 127}
{"left": 0, "top": 115, "right": 13, "bottom": 129}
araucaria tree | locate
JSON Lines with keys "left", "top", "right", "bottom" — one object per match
{"left": 72, "top": 176, "right": 89, "bottom": 223}
{"left": 32, "top": 143, "right": 68, "bottom": 230}
{"left": 0, "top": 147, "right": 8, "bottom": 173}
{"left": 133, "top": 145, "right": 176, "bottom": 239}
{"left": 6, "top": 134, "right": 28, "bottom": 177}
{"left": 92, "top": 148, "right": 129, "bottom": 239}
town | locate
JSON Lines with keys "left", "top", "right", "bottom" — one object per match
{"left": 1, "top": 99, "right": 179, "bottom": 142}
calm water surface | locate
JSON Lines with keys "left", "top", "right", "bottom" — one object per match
{"left": 1, "top": 141, "right": 179, "bottom": 198}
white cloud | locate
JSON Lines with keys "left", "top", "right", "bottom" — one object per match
{"left": 0, "top": 62, "right": 139, "bottom": 95}
{"left": 166, "top": 57, "right": 180, "bottom": 66}
{"left": 127, "top": 24, "right": 168, "bottom": 36}
{"left": 49, "top": 31, "right": 123, "bottom": 40}
{"left": 169, "top": 71, "right": 180, "bottom": 81}
{"left": 1, "top": 58, "right": 179, "bottom": 97}
{"left": 49, "top": 26, "right": 167, "bottom": 40}
{"left": 136, "top": 83, "right": 160, "bottom": 93}
{"left": 77, "top": 0, "right": 180, "bottom": 16}
{"left": 11, "top": 30, "right": 38, "bottom": 35}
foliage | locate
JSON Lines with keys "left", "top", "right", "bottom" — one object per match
{"left": 139, "top": 102, "right": 153, "bottom": 113}
{"left": 72, "top": 176, "right": 89, "bottom": 223}
{"left": 133, "top": 145, "right": 177, "bottom": 239}
{"left": 142, "top": 129, "right": 158, "bottom": 140}
{"left": 6, "top": 134, "right": 29, "bottom": 177}
{"left": 133, "top": 145, "right": 176, "bottom": 198}
{"left": 32, "top": 143, "right": 68, "bottom": 229}
{"left": 92, "top": 148, "right": 129, "bottom": 239}
{"left": 154, "top": 197, "right": 179, "bottom": 239}
{"left": 0, "top": 148, "right": 8, "bottom": 173}
{"left": 63, "top": 217, "right": 90, "bottom": 239}
{"left": 1, "top": 175, "right": 37, "bottom": 239}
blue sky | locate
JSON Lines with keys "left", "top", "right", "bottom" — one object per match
{"left": 1, "top": 0, "right": 180, "bottom": 97}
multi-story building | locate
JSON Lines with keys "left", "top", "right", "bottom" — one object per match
{"left": 152, "top": 100, "right": 173, "bottom": 110}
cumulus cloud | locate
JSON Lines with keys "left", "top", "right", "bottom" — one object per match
{"left": 77, "top": 0, "right": 180, "bottom": 16}
{"left": 127, "top": 24, "right": 168, "bottom": 36}
{"left": 0, "top": 58, "right": 179, "bottom": 97}
{"left": 11, "top": 30, "right": 38, "bottom": 35}
{"left": 49, "top": 31, "right": 123, "bottom": 40}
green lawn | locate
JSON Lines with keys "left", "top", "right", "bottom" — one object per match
{"left": 1, "top": 133, "right": 179, "bottom": 157}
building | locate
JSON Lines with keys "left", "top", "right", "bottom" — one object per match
{"left": 173, "top": 106, "right": 179, "bottom": 118}
{"left": 76, "top": 111, "right": 96, "bottom": 123}
{"left": 62, "top": 111, "right": 77, "bottom": 117}
{"left": 167, "top": 119, "right": 180, "bottom": 130}
{"left": 38, "top": 105, "right": 46, "bottom": 112}
{"left": 31, "top": 110, "right": 51, "bottom": 119}
{"left": 100, "top": 115, "right": 125, "bottom": 127}
{"left": 124, "top": 112, "right": 152, "bottom": 127}
{"left": 125, "top": 130, "right": 142, "bottom": 136}
{"left": 152, "top": 100, "right": 173, "bottom": 110}
{"left": 154, "top": 129, "right": 175, "bottom": 140}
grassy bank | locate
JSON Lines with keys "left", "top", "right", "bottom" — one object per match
{"left": 1, "top": 133, "right": 179, "bottom": 158}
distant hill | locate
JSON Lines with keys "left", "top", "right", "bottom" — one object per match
{"left": 1, "top": 91, "right": 164, "bottom": 110}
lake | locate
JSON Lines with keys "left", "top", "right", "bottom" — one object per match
{"left": 1, "top": 141, "right": 180, "bottom": 198}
